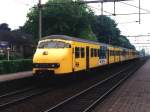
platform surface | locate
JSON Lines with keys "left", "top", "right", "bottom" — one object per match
{"left": 94, "top": 59, "right": 150, "bottom": 112}
{"left": 0, "top": 71, "right": 32, "bottom": 82}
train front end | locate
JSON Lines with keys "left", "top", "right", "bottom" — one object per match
{"left": 33, "top": 39, "right": 73, "bottom": 76}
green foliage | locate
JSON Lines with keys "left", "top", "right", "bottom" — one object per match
{"left": 91, "top": 15, "right": 134, "bottom": 49}
{"left": 0, "top": 59, "right": 32, "bottom": 74}
{"left": 22, "top": 0, "right": 95, "bottom": 41}
{"left": 92, "top": 15, "right": 120, "bottom": 44}
{"left": 0, "top": 55, "right": 6, "bottom": 60}
{"left": 119, "top": 35, "right": 135, "bottom": 49}
{"left": 0, "top": 54, "right": 23, "bottom": 60}
{"left": 21, "top": 0, "right": 135, "bottom": 49}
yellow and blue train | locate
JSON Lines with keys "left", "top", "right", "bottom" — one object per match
{"left": 33, "top": 35, "right": 139, "bottom": 76}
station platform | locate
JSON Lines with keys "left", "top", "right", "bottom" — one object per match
{"left": 94, "top": 59, "right": 150, "bottom": 112}
{"left": 0, "top": 71, "right": 32, "bottom": 82}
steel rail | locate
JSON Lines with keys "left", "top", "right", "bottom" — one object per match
{"left": 83, "top": 63, "right": 141, "bottom": 112}
{"left": 0, "top": 86, "right": 35, "bottom": 99}
{"left": 0, "top": 87, "right": 53, "bottom": 110}
{"left": 44, "top": 63, "right": 136, "bottom": 112}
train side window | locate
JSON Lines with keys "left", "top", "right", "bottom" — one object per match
{"left": 81, "top": 47, "right": 85, "bottom": 58}
{"left": 97, "top": 49, "right": 100, "bottom": 57}
{"left": 109, "top": 50, "right": 112, "bottom": 56}
{"left": 103, "top": 48, "right": 106, "bottom": 58}
{"left": 110, "top": 50, "right": 114, "bottom": 56}
{"left": 112, "top": 51, "right": 114, "bottom": 56}
{"left": 111, "top": 51, "right": 113, "bottom": 56}
{"left": 91, "top": 48, "right": 93, "bottom": 57}
{"left": 96, "top": 49, "right": 98, "bottom": 57}
{"left": 94, "top": 49, "right": 96, "bottom": 57}
{"left": 97, "top": 49, "right": 99, "bottom": 57}
{"left": 113, "top": 51, "right": 115, "bottom": 56}
{"left": 115, "top": 51, "right": 117, "bottom": 56}
{"left": 117, "top": 51, "right": 119, "bottom": 56}
{"left": 75, "top": 47, "right": 80, "bottom": 58}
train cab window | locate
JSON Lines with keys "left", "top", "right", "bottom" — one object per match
{"left": 38, "top": 41, "right": 67, "bottom": 48}
{"left": 81, "top": 47, "right": 85, "bottom": 58}
{"left": 66, "top": 43, "right": 71, "bottom": 48}
{"left": 75, "top": 47, "right": 80, "bottom": 58}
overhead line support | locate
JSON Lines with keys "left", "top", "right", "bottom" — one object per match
{"left": 101, "top": 2, "right": 103, "bottom": 15}
{"left": 38, "top": 0, "right": 42, "bottom": 40}
{"left": 139, "top": 0, "right": 141, "bottom": 24}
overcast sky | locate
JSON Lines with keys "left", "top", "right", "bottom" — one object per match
{"left": 0, "top": 0, "right": 150, "bottom": 52}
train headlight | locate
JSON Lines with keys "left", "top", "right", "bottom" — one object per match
{"left": 51, "top": 64, "right": 55, "bottom": 67}
{"left": 50, "top": 63, "right": 60, "bottom": 68}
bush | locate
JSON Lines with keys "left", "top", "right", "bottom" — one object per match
{"left": 0, "top": 59, "right": 32, "bottom": 74}
{"left": 0, "top": 55, "right": 6, "bottom": 60}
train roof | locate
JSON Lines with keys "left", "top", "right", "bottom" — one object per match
{"left": 40, "top": 35, "right": 101, "bottom": 45}
{"left": 40, "top": 35, "right": 136, "bottom": 51}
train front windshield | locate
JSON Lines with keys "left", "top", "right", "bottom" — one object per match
{"left": 38, "top": 41, "right": 71, "bottom": 48}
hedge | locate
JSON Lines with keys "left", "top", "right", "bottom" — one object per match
{"left": 0, "top": 59, "right": 32, "bottom": 74}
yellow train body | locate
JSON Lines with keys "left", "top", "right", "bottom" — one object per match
{"left": 33, "top": 35, "right": 139, "bottom": 76}
{"left": 33, "top": 39, "right": 73, "bottom": 74}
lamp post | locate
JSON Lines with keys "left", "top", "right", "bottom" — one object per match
{"left": 7, "top": 47, "right": 10, "bottom": 61}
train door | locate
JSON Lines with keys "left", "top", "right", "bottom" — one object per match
{"left": 107, "top": 48, "right": 109, "bottom": 64}
{"left": 72, "top": 45, "right": 80, "bottom": 72}
{"left": 86, "top": 46, "right": 89, "bottom": 70}
{"left": 114, "top": 48, "right": 116, "bottom": 63}
{"left": 119, "top": 49, "right": 121, "bottom": 62}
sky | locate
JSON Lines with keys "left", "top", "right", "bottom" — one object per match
{"left": 0, "top": 0, "right": 150, "bottom": 53}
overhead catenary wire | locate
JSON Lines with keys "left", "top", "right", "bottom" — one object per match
{"left": 118, "top": 21, "right": 139, "bottom": 24}
{"left": 89, "top": 5, "right": 113, "bottom": 15}
{"left": 14, "top": 0, "right": 30, "bottom": 6}
{"left": 109, "top": 12, "right": 150, "bottom": 16}
{"left": 126, "top": 35, "right": 150, "bottom": 37}
{"left": 120, "top": 1, "right": 150, "bottom": 13}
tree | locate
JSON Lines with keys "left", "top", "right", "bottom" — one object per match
{"left": 0, "top": 23, "right": 11, "bottom": 31}
{"left": 21, "top": 0, "right": 135, "bottom": 49}
{"left": 22, "top": 0, "right": 96, "bottom": 41}
{"left": 91, "top": 15, "right": 120, "bottom": 45}
{"left": 91, "top": 15, "right": 135, "bottom": 49}
{"left": 119, "top": 35, "right": 135, "bottom": 49}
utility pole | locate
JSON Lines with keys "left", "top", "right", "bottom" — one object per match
{"left": 113, "top": 1, "right": 116, "bottom": 16}
{"left": 38, "top": 0, "right": 42, "bottom": 40}
{"left": 139, "top": 0, "right": 141, "bottom": 24}
{"left": 101, "top": 2, "right": 103, "bottom": 15}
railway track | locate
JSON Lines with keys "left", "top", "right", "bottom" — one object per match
{"left": 0, "top": 85, "right": 53, "bottom": 110}
{"left": 44, "top": 61, "right": 143, "bottom": 112}
{"left": 0, "top": 59, "right": 145, "bottom": 112}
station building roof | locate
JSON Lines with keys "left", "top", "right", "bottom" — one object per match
{"left": 0, "top": 30, "right": 33, "bottom": 45}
